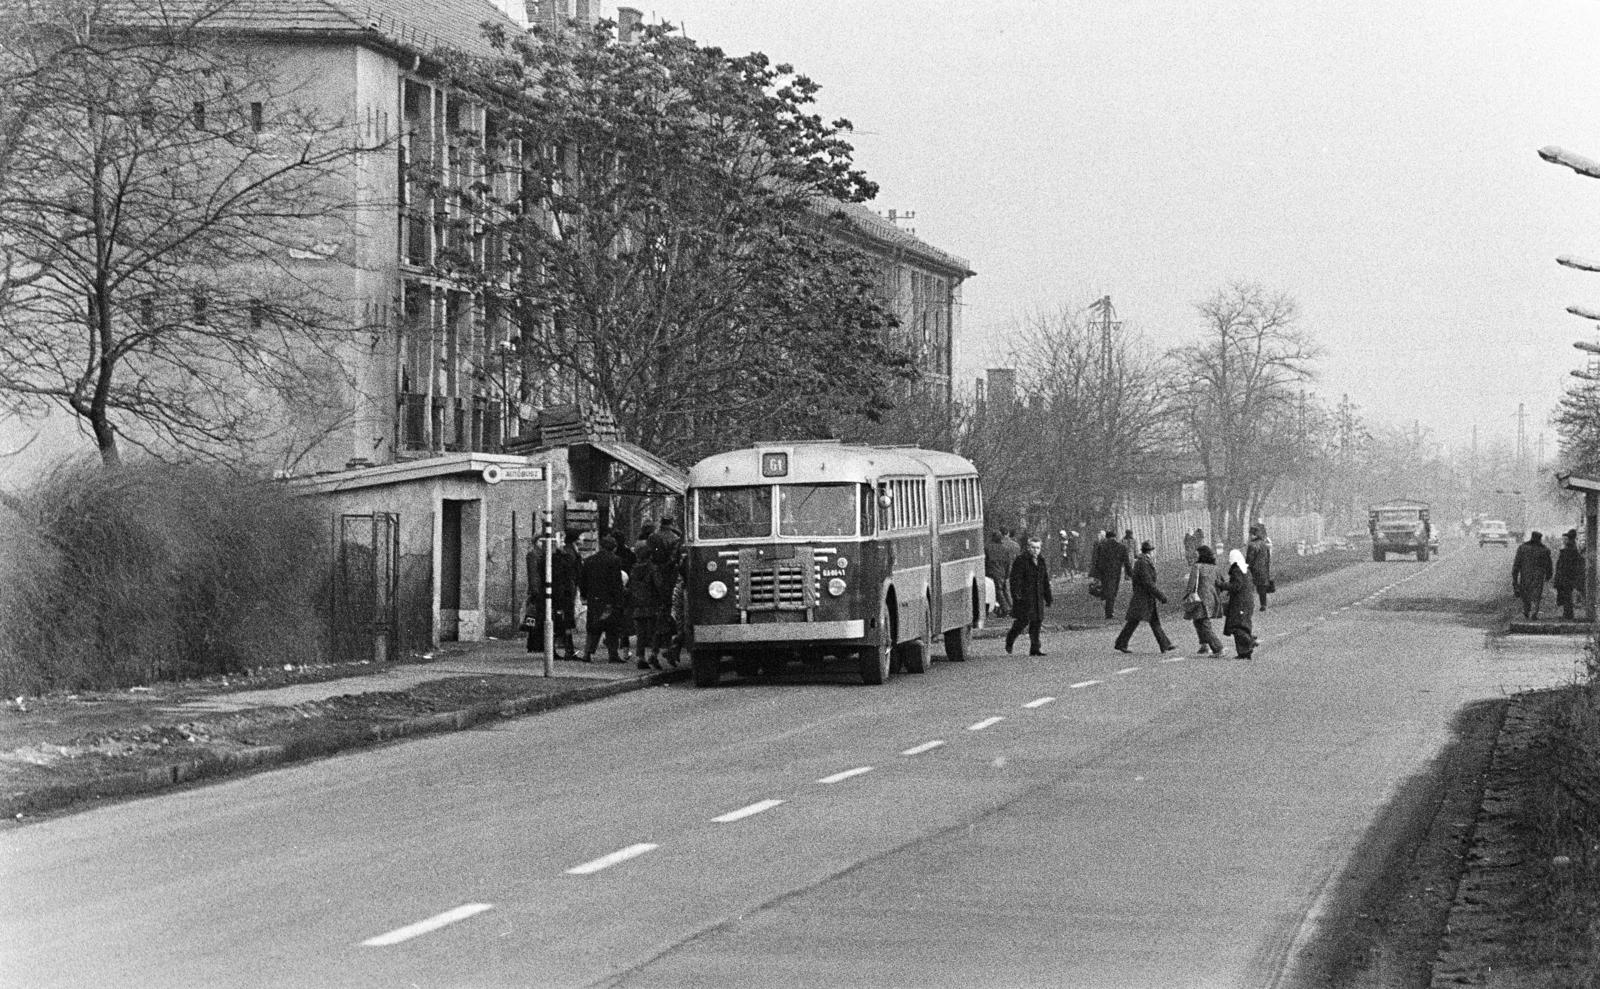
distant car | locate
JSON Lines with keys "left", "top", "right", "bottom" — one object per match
{"left": 1478, "top": 521, "right": 1510, "bottom": 547}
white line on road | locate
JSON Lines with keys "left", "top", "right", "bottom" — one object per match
{"left": 966, "top": 716, "right": 1004, "bottom": 731}
{"left": 1022, "top": 697, "right": 1055, "bottom": 709}
{"left": 1113, "top": 667, "right": 1140, "bottom": 676}
{"left": 901, "top": 740, "right": 946, "bottom": 755}
{"left": 711, "top": 799, "right": 785, "bottom": 823}
{"left": 817, "top": 766, "right": 874, "bottom": 784}
{"left": 1159, "top": 657, "right": 1187, "bottom": 663}
{"left": 361, "top": 903, "right": 494, "bottom": 946}
{"left": 1069, "top": 680, "right": 1102, "bottom": 689}
{"left": 566, "top": 843, "right": 659, "bottom": 876}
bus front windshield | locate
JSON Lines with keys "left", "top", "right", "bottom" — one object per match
{"left": 696, "top": 486, "right": 773, "bottom": 540}
{"left": 779, "top": 483, "right": 857, "bottom": 537}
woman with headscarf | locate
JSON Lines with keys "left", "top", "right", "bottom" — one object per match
{"left": 1184, "top": 544, "right": 1224, "bottom": 655}
{"left": 1217, "top": 548, "right": 1257, "bottom": 659}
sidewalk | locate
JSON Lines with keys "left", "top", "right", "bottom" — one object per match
{"left": 0, "top": 638, "right": 684, "bottom": 821}
{"left": 172, "top": 637, "right": 665, "bottom": 713}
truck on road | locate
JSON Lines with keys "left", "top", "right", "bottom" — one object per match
{"left": 1369, "top": 500, "right": 1434, "bottom": 562}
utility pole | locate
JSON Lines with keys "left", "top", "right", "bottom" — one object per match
{"left": 1515, "top": 402, "right": 1528, "bottom": 473}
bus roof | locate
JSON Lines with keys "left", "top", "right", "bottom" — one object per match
{"left": 688, "top": 442, "right": 977, "bottom": 488}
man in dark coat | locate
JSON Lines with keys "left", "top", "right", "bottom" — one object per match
{"left": 1246, "top": 525, "right": 1274, "bottom": 610}
{"left": 525, "top": 535, "right": 577, "bottom": 659}
{"left": 578, "top": 534, "right": 629, "bottom": 662}
{"left": 1115, "top": 541, "right": 1176, "bottom": 654}
{"left": 1512, "top": 530, "right": 1555, "bottom": 620}
{"left": 1554, "top": 529, "right": 1586, "bottom": 621}
{"left": 1005, "top": 536, "right": 1053, "bottom": 656}
{"left": 1091, "top": 529, "right": 1133, "bottom": 620}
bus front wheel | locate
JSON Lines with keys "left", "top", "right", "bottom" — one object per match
{"left": 860, "top": 601, "right": 894, "bottom": 685}
{"left": 691, "top": 648, "right": 721, "bottom": 688}
{"left": 943, "top": 625, "right": 970, "bottom": 662}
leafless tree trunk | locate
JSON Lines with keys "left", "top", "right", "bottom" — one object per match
{"left": 0, "top": 0, "right": 382, "bottom": 466}
{"left": 1168, "top": 283, "right": 1320, "bottom": 544}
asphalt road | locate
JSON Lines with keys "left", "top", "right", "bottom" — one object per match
{"left": 0, "top": 544, "right": 1582, "bottom": 989}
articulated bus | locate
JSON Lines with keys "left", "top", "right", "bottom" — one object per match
{"left": 684, "top": 441, "right": 986, "bottom": 686}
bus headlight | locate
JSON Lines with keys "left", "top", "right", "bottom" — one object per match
{"left": 708, "top": 580, "right": 729, "bottom": 600}
{"left": 827, "top": 577, "right": 847, "bottom": 597}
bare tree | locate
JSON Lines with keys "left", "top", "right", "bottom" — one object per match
{"left": 1008, "top": 303, "right": 1173, "bottom": 529}
{"left": 0, "top": 0, "right": 381, "bottom": 466}
{"left": 1168, "top": 283, "right": 1320, "bottom": 544}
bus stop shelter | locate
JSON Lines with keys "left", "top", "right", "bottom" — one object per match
{"left": 1556, "top": 472, "right": 1600, "bottom": 623}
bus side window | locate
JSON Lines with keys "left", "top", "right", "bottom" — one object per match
{"left": 860, "top": 483, "right": 875, "bottom": 535}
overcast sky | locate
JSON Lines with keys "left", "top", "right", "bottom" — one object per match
{"left": 628, "top": 0, "right": 1600, "bottom": 457}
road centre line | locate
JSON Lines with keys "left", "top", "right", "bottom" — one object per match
{"left": 1022, "top": 697, "right": 1055, "bottom": 709}
{"left": 712, "top": 799, "right": 784, "bottom": 823}
{"left": 566, "top": 843, "right": 658, "bottom": 876}
{"left": 967, "top": 716, "right": 1004, "bottom": 731}
{"left": 817, "top": 766, "right": 874, "bottom": 784}
{"left": 901, "top": 740, "right": 946, "bottom": 755}
{"left": 1159, "top": 657, "right": 1186, "bottom": 663}
{"left": 360, "top": 903, "right": 493, "bottom": 946}
{"left": 1113, "top": 667, "right": 1140, "bottom": 676}
{"left": 1069, "top": 680, "right": 1102, "bottom": 689}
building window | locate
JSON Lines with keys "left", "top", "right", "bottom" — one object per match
{"left": 192, "top": 292, "right": 208, "bottom": 325}
{"left": 249, "top": 102, "right": 264, "bottom": 133}
{"left": 192, "top": 102, "right": 206, "bottom": 130}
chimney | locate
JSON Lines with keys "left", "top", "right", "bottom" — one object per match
{"left": 617, "top": 6, "right": 643, "bottom": 43}
{"left": 986, "top": 368, "right": 1016, "bottom": 407}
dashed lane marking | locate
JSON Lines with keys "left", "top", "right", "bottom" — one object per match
{"left": 901, "top": 740, "right": 946, "bottom": 756}
{"left": 712, "top": 799, "right": 785, "bottom": 823}
{"left": 817, "top": 766, "right": 874, "bottom": 784}
{"left": 361, "top": 903, "right": 494, "bottom": 946}
{"left": 1069, "top": 680, "right": 1103, "bottom": 689}
{"left": 1113, "top": 667, "right": 1140, "bottom": 676}
{"left": 1159, "top": 657, "right": 1187, "bottom": 663}
{"left": 1023, "top": 697, "right": 1056, "bottom": 709}
{"left": 967, "top": 716, "right": 1004, "bottom": 731}
{"left": 566, "top": 843, "right": 658, "bottom": 876}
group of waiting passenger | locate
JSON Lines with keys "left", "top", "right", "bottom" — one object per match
{"left": 522, "top": 517, "right": 686, "bottom": 669}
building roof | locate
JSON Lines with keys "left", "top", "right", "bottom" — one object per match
{"left": 811, "top": 197, "right": 975, "bottom": 280}
{"left": 110, "top": 0, "right": 518, "bottom": 59}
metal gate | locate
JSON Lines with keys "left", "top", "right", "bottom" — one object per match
{"left": 331, "top": 512, "right": 400, "bottom": 663}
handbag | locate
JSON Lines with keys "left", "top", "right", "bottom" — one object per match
{"left": 1181, "top": 570, "right": 1203, "bottom": 620}
{"left": 1266, "top": 579, "right": 1277, "bottom": 593}
{"left": 519, "top": 603, "right": 538, "bottom": 632}
{"left": 1087, "top": 576, "right": 1103, "bottom": 599}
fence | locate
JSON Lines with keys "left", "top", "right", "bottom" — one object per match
{"left": 1118, "top": 511, "right": 1325, "bottom": 561}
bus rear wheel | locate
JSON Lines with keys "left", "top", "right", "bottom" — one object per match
{"left": 943, "top": 624, "right": 970, "bottom": 662}
{"left": 860, "top": 601, "right": 893, "bottom": 685}
{"left": 691, "top": 648, "right": 721, "bottom": 688}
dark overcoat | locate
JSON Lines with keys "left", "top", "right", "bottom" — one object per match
{"left": 526, "top": 545, "right": 577, "bottom": 632}
{"left": 578, "top": 548, "right": 628, "bottom": 631}
{"left": 1555, "top": 545, "right": 1586, "bottom": 594}
{"left": 1219, "top": 565, "right": 1255, "bottom": 636}
{"left": 1008, "top": 551, "right": 1053, "bottom": 621}
{"left": 1246, "top": 537, "right": 1273, "bottom": 590}
{"left": 1125, "top": 553, "right": 1168, "bottom": 621}
{"left": 1091, "top": 536, "right": 1131, "bottom": 593}
{"left": 1512, "top": 540, "right": 1553, "bottom": 597}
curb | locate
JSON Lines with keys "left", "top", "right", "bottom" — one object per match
{"left": 3, "top": 668, "right": 688, "bottom": 821}
{"left": 1427, "top": 693, "right": 1535, "bottom": 987}
{"left": 1507, "top": 620, "right": 1592, "bottom": 635}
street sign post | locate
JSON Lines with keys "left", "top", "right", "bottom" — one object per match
{"left": 484, "top": 463, "right": 557, "bottom": 674}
